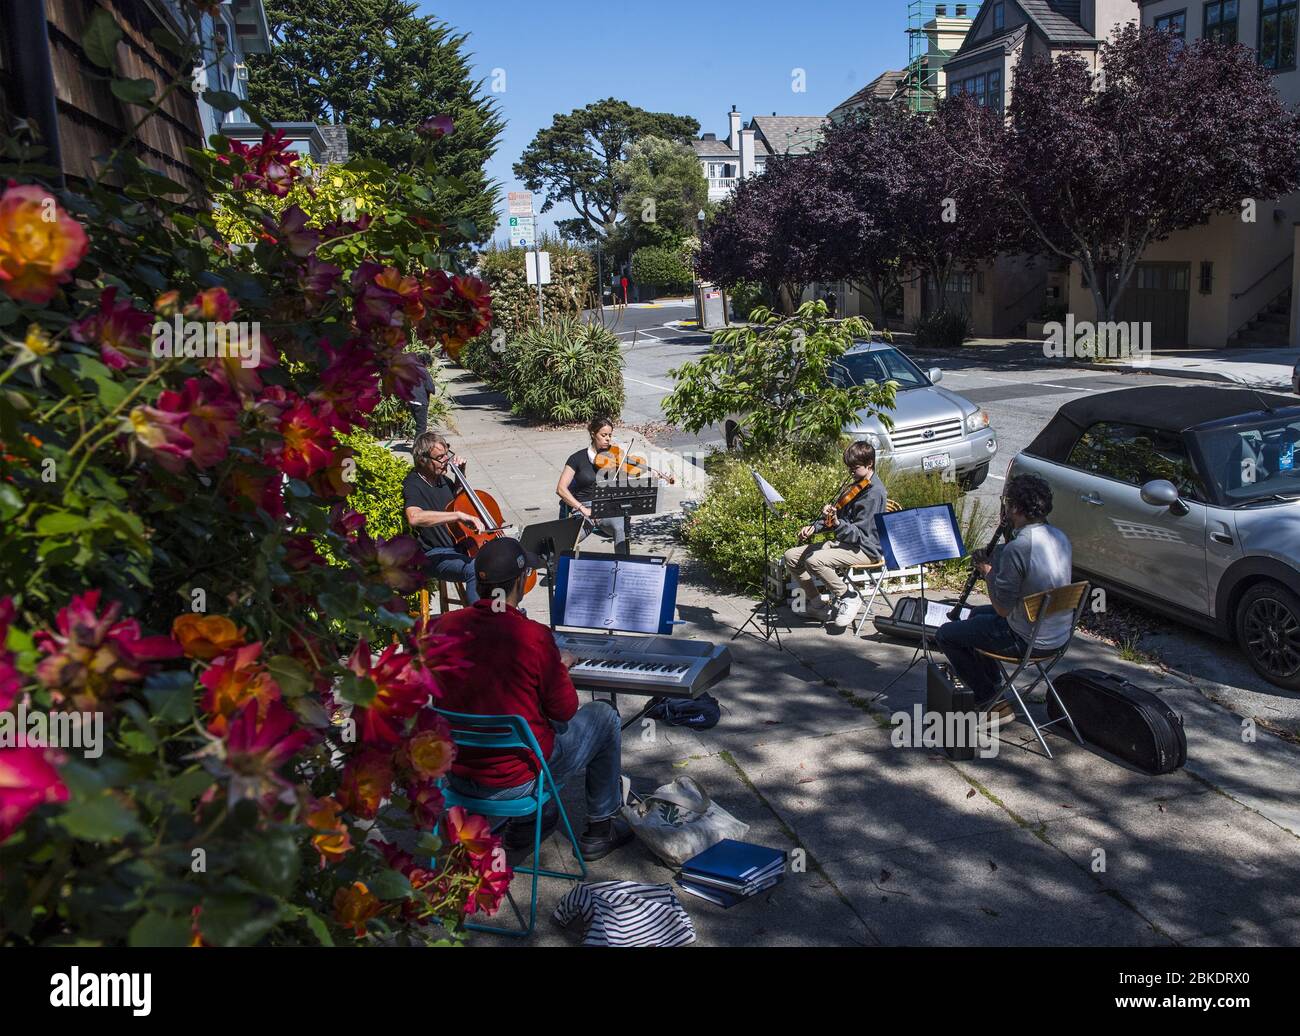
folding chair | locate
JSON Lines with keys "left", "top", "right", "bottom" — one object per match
{"left": 976, "top": 580, "right": 1090, "bottom": 759}
{"left": 436, "top": 708, "right": 587, "bottom": 937}
{"left": 843, "top": 499, "right": 902, "bottom": 634}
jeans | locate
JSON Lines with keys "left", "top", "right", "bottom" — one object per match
{"left": 448, "top": 701, "right": 624, "bottom": 822}
{"left": 935, "top": 605, "right": 1028, "bottom": 705}
{"left": 423, "top": 547, "right": 479, "bottom": 604}
{"left": 562, "top": 504, "right": 629, "bottom": 556}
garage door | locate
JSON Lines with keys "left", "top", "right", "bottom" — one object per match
{"left": 1116, "top": 262, "right": 1190, "bottom": 348}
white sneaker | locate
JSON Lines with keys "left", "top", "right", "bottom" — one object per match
{"left": 832, "top": 591, "right": 862, "bottom": 629}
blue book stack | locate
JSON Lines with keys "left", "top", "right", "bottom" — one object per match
{"left": 676, "top": 839, "right": 786, "bottom": 909}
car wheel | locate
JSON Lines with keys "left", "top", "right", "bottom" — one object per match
{"left": 959, "top": 463, "right": 989, "bottom": 491}
{"left": 1234, "top": 581, "right": 1300, "bottom": 690}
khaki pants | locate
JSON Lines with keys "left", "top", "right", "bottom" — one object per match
{"left": 783, "top": 541, "right": 876, "bottom": 600}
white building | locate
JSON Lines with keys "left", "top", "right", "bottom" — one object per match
{"left": 692, "top": 106, "right": 829, "bottom": 202}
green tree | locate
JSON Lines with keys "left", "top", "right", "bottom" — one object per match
{"left": 612, "top": 135, "right": 709, "bottom": 257}
{"left": 665, "top": 301, "right": 897, "bottom": 459}
{"left": 246, "top": 0, "right": 504, "bottom": 240}
{"left": 514, "top": 98, "right": 699, "bottom": 241}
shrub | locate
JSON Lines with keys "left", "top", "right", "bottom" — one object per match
{"left": 461, "top": 331, "right": 514, "bottom": 387}
{"left": 475, "top": 238, "right": 594, "bottom": 341}
{"left": 914, "top": 307, "right": 972, "bottom": 349}
{"left": 510, "top": 318, "right": 625, "bottom": 423}
{"left": 683, "top": 449, "right": 988, "bottom": 592}
{"left": 631, "top": 244, "right": 694, "bottom": 295}
{"left": 339, "top": 431, "right": 411, "bottom": 540}
{"left": 665, "top": 300, "right": 896, "bottom": 461}
{"left": 727, "top": 281, "right": 767, "bottom": 322}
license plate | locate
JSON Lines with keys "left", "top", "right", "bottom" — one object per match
{"left": 922, "top": 453, "right": 950, "bottom": 472}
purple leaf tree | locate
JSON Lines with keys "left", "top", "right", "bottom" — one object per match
{"left": 998, "top": 23, "right": 1300, "bottom": 323}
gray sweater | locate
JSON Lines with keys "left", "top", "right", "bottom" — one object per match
{"left": 989, "top": 522, "right": 1074, "bottom": 649}
{"left": 834, "top": 478, "right": 888, "bottom": 559}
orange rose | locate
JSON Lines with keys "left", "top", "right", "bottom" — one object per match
{"left": 401, "top": 729, "right": 456, "bottom": 781}
{"left": 172, "top": 614, "right": 244, "bottom": 661}
{"left": 198, "top": 642, "right": 281, "bottom": 735}
{"left": 333, "top": 881, "right": 382, "bottom": 936}
{"left": 305, "top": 797, "right": 353, "bottom": 864}
{"left": 0, "top": 184, "right": 90, "bottom": 304}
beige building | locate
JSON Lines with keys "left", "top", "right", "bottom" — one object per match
{"left": 1106, "top": 0, "right": 1300, "bottom": 349}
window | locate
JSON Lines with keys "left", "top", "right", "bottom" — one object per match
{"left": 989, "top": 69, "right": 1003, "bottom": 112}
{"left": 953, "top": 71, "right": 1002, "bottom": 110}
{"left": 1260, "top": 0, "right": 1298, "bottom": 70}
{"left": 992, "top": 3, "right": 1005, "bottom": 30}
{"left": 1199, "top": 261, "right": 1214, "bottom": 294}
{"left": 1204, "top": 0, "right": 1239, "bottom": 43}
{"left": 1154, "top": 10, "right": 1188, "bottom": 50}
{"left": 973, "top": 73, "right": 986, "bottom": 106}
{"left": 1068, "top": 423, "right": 1203, "bottom": 498}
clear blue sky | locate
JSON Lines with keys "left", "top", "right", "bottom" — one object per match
{"left": 418, "top": 0, "right": 917, "bottom": 241}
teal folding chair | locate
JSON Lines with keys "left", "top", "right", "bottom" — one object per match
{"left": 436, "top": 708, "right": 587, "bottom": 937}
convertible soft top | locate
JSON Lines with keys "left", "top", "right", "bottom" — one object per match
{"left": 1025, "top": 385, "right": 1300, "bottom": 463}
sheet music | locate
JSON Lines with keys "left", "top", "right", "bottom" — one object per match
{"left": 751, "top": 469, "right": 785, "bottom": 508}
{"left": 610, "top": 562, "right": 667, "bottom": 633}
{"left": 881, "top": 505, "right": 963, "bottom": 568}
{"left": 561, "top": 559, "right": 618, "bottom": 629}
{"left": 561, "top": 558, "right": 668, "bottom": 634}
{"left": 925, "top": 601, "right": 970, "bottom": 627}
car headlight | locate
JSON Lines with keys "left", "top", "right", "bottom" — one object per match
{"left": 965, "top": 410, "right": 991, "bottom": 433}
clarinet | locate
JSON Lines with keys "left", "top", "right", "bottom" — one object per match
{"left": 949, "top": 514, "right": 1011, "bottom": 620}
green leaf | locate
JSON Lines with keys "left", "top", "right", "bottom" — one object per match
{"left": 129, "top": 911, "right": 193, "bottom": 947}
{"left": 266, "top": 655, "right": 311, "bottom": 698}
{"left": 0, "top": 483, "right": 22, "bottom": 521}
{"left": 169, "top": 768, "right": 214, "bottom": 808}
{"left": 35, "top": 511, "right": 91, "bottom": 536}
{"left": 367, "top": 868, "right": 412, "bottom": 901}
{"left": 300, "top": 908, "right": 334, "bottom": 947}
{"left": 148, "top": 26, "right": 186, "bottom": 59}
{"left": 56, "top": 789, "right": 142, "bottom": 843}
{"left": 82, "top": 8, "right": 123, "bottom": 69}
{"left": 143, "top": 671, "right": 196, "bottom": 725}
{"left": 203, "top": 90, "right": 244, "bottom": 114}
{"left": 110, "top": 78, "right": 156, "bottom": 106}
{"left": 238, "top": 830, "right": 300, "bottom": 897}
{"left": 198, "top": 893, "right": 282, "bottom": 947}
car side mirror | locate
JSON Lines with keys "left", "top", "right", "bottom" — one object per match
{"left": 1141, "top": 479, "right": 1189, "bottom": 516}
{"left": 928, "top": 367, "right": 943, "bottom": 384}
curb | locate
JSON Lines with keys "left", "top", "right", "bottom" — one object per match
{"left": 1065, "top": 359, "right": 1292, "bottom": 391}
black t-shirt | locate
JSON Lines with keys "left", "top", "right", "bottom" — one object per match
{"left": 564, "top": 448, "right": 600, "bottom": 503}
{"left": 402, "top": 469, "right": 460, "bottom": 552}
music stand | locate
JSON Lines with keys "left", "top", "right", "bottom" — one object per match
{"left": 732, "top": 470, "right": 787, "bottom": 648}
{"left": 870, "top": 504, "right": 966, "bottom": 699}
{"left": 521, "top": 516, "right": 584, "bottom": 620}
{"left": 590, "top": 483, "right": 658, "bottom": 554}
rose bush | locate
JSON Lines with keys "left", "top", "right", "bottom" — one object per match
{"left": 0, "top": 9, "right": 500, "bottom": 946}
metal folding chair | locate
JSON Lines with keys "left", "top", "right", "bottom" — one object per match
{"left": 436, "top": 708, "right": 587, "bottom": 937}
{"left": 844, "top": 499, "right": 902, "bottom": 634}
{"left": 975, "top": 581, "right": 1090, "bottom": 759}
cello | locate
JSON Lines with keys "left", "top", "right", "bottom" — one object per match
{"left": 444, "top": 460, "right": 538, "bottom": 593}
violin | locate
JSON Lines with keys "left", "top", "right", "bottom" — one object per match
{"left": 444, "top": 460, "right": 538, "bottom": 593}
{"left": 800, "top": 474, "right": 873, "bottom": 540}
{"left": 593, "top": 440, "right": 676, "bottom": 485}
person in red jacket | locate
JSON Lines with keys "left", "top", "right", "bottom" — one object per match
{"left": 434, "top": 537, "right": 633, "bottom": 861}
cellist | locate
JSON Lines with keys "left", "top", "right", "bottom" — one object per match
{"left": 782, "top": 440, "right": 888, "bottom": 630}
{"left": 403, "top": 431, "right": 485, "bottom": 602}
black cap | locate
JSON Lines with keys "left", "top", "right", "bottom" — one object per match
{"left": 474, "top": 537, "right": 541, "bottom": 585}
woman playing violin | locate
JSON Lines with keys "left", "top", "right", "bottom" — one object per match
{"left": 782, "top": 440, "right": 888, "bottom": 630}
{"left": 556, "top": 416, "right": 675, "bottom": 556}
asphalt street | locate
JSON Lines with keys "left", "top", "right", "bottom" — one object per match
{"left": 586, "top": 299, "right": 1300, "bottom": 733}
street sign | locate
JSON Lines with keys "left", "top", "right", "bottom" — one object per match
{"left": 508, "top": 191, "right": 534, "bottom": 216}
{"left": 525, "top": 251, "right": 552, "bottom": 286}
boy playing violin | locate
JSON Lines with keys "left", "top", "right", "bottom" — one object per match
{"left": 782, "top": 440, "right": 887, "bottom": 630}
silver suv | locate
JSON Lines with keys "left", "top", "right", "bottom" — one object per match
{"left": 1009, "top": 385, "right": 1300, "bottom": 690}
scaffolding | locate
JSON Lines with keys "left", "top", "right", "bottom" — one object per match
{"left": 903, "top": 1, "right": 981, "bottom": 112}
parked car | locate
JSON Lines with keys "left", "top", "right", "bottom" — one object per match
{"left": 724, "top": 340, "right": 999, "bottom": 489}
{"left": 1009, "top": 385, "right": 1300, "bottom": 689}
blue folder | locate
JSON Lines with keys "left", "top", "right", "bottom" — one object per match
{"left": 680, "top": 839, "right": 785, "bottom": 885}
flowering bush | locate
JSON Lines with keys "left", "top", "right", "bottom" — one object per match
{"left": 0, "top": 11, "right": 502, "bottom": 946}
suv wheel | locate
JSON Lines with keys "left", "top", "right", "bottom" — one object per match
{"left": 959, "top": 463, "right": 989, "bottom": 491}
{"left": 1234, "top": 581, "right": 1300, "bottom": 690}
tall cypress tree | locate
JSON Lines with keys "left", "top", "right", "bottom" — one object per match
{"left": 247, "top": 0, "right": 504, "bottom": 240}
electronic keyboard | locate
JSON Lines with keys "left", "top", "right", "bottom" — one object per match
{"left": 552, "top": 632, "right": 731, "bottom": 699}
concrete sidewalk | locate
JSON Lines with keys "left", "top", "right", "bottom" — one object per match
{"left": 426, "top": 369, "right": 1300, "bottom": 947}
{"left": 962, "top": 337, "right": 1296, "bottom": 391}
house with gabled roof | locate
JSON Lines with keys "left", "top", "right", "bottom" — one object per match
{"left": 691, "top": 106, "right": 829, "bottom": 203}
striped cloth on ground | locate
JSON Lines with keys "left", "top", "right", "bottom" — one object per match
{"left": 552, "top": 881, "right": 696, "bottom": 947}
